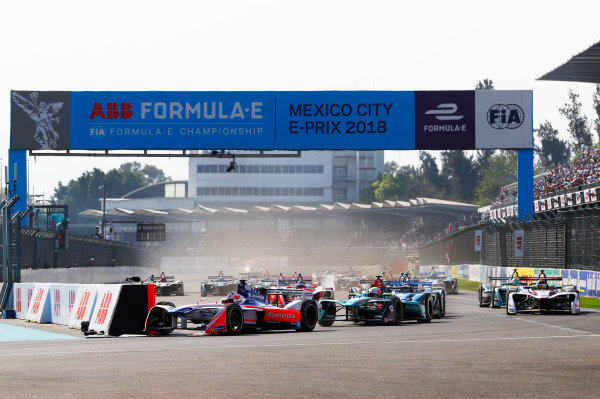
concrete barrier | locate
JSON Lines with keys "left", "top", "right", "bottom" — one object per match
{"left": 11, "top": 283, "right": 36, "bottom": 319}
{"left": 68, "top": 284, "right": 100, "bottom": 329}
{"left": 25, "top": 284, "right": 52, "bottom": 323}
{"left": 20, "top": 266, "right": 158, "bottom": 284}
{"left": 50, "top": 284, "right": 79, "bottom": 325}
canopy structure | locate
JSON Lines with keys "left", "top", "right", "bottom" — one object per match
{"left": 538, "top": 41, "right": 600, "bottom": 83}
{"left": 79, "top": 197, "right": 478, "bottom": 222}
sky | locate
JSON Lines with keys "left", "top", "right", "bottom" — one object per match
{"left": 1, "top": 0, "right": 600, "bottom": 199}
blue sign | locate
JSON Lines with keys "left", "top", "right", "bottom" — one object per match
{"left": 10, "top": 90, "right": 533, "bottom": 151}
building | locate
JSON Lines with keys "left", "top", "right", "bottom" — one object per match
{"left": 188, "top": 150, "right": 384, "bottom": 205}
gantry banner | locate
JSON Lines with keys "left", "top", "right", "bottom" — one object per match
{"left": 10, "top": 90, "right": 532, "bottom": 151}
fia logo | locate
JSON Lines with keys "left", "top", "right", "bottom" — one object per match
{"left": 487, "top": 104, "right": 524, "bottom": 129}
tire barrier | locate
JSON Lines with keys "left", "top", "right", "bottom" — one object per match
{"left": 418, "top": 264, "right": 600, "bottom": 298}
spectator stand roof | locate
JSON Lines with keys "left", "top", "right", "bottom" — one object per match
{"left": 79, "top": 197, "right": 478, "bottom": 223}
{"left": 539, "top": 40, "right": 600, "bottom": 83}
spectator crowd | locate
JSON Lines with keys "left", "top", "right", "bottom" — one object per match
{"left": 492, "top": 147, "right": 600, "bottom": 207}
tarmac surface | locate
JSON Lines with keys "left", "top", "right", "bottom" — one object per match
{"left": 1, "top": 289, "right": 599, "bottom": 399}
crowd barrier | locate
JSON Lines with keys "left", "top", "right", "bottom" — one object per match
{"left": 9, "top": 282, "right": 155, "bottom": 335}
{"left": 417, "top": 264, "right": 600, "bottom": 298}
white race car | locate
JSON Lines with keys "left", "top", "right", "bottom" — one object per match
{"left": 506, "top": 271, "right": 580, "bottom": 315}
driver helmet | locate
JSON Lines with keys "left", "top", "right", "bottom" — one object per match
{"left": 223, "top": 293, "right": 242, "bottom": 304}
{"left": 368, "top": 287, "right": 382, "bottom": 297}
{"left": 536, "top": 280, "right": 548, "bottom": 289}
{"left": 510, "top": 276, "right": 520, "bottom": 285}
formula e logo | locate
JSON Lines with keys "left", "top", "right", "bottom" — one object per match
{"left": 425, "top": 104, "right": 463, "bottom": 121}
{"left": 487, "top": 104, "right": 524, "bottom": 129}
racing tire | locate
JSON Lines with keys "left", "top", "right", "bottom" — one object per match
{"left": 392, "top": 297, "right": 403, "bottom": 325}
{"left": 478, "top": 287, "right": 487, "bottom": 307}
{"left": 226, "top": 304, "right": 244, "bottom": 335}
{"left": 439, "top": 291, "right": 446, "bottom": 317}
{"left": 433, "top": 294, "right": 442, "bottom": 319}
{"left": 491, "top": 287, "right": 496, "bottom": 308}
{"left": 417, "top": 295, "right": 433, "bottom": 323}
{"left": 452, "top": 282, "right": 458, "bottom": 295}
{"left": 298, "top": 300, "right": 318, "bottom": 332}
{"left": 177, "top": 284, "right": 184, "bottom": 296}
{"left": 156, "top": 301, "right": 175, "bottom": 307}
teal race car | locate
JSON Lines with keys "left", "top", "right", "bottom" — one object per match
{"left": 385, "top": 275, "right": 444, "bottom": 322}
{"left": 317, "top": 286, "right": 403, "bottom": 327}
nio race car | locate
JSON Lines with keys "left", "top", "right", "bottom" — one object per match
{"left": 150, "top": 273, "right": 184, "bottom": 296}
{"left": 386, "top": 274, "right": 445, "bottom": 322}
{"left": 317, "top": 286, "right": 403, "bottom": 327}
{"left": 506, "top": 271, "right": 580, "bottom": 315}
{"left": 200, "top": 271, "right": 237, "bottom": 297}
{"left": 145, "top": 280, "right": 319, "bottom": 335}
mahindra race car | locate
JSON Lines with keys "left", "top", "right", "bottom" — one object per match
{"left": 478, "top": 269, "right": 524, "bottom": 308}
{"left": 386, "top": 274, "right": 445, "bottom": 322}
{"left": 506, "top": 271, "right": 580, "bottom": 315}
{"left": 145, "top": 280, "right": 319, "bottom": 335}
{"left": 200, "top": 271, "right": 237, "bottom": 297}
{"left": 317, "top": 286, "right": 403, "bottom": 327}
{"left": 150, "top": 273, "right": 184, "bottom": 296}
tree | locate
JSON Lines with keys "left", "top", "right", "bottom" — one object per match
{"left": 52, "top": 163, "right": 170, "bottom": 222}
{"left": 559, "top": 89, "right": 592, "bottom": 154}
{"left": 534, "top": 120, "right": 570, "bottom": 170}
{"left": 593, "top": 84, "right": 600, "bottom": 141}
{"left": 439, "top": 150, "right": 477, "bottom": 202}
{"left": 474, "top": 152, "right": 518, "bottom": 207}
{"left": 475, "top": 79, "right": 494, "bottom": 90}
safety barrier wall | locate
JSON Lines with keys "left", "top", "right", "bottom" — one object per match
{"left": 10, "top": 282, "right": 155, "bottom": 336}
{"left": 417, "top": 264, "right": 600, "bottom": 298}
{"left": 20, "top": 266, "right": 158, "bottom": 284}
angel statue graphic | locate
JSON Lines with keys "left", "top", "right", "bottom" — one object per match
{"left": 12, "top": 92, "right": 63, "bottom": 149}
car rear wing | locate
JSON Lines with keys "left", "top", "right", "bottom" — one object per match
{"left": 150, "top": 275, "right": 175, "bottom": 281}
{"left": 207, "top": 275, "right": 234, "bottom": 280}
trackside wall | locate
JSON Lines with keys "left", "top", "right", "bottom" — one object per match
{"left": 416, "top": 264, "right": 600, "bottom": 299}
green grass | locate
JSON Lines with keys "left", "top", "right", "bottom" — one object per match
{"left": 457, "top": 278, "right": 600, "bottom": 308}
{"left": 580, "top": 297, "right": 600, "bottom": 309}
{"left": 457, "top": 279, "right": 480, "bottom": 292}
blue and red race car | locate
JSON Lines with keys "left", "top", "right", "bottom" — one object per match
{"left": 144, "top": 279, "right": 319, "bottom": 335}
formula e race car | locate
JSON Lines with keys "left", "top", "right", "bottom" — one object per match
{"left": 150, "top": 273, "right": 184, "bottom": 296}
{"left": 200, "top": 271, "right": 237, "bottom": 297}
{"left": 386, "top": 274, "right": 445, "bottom": 322}
{"left": 145, "top": 280, "right": 319, "bottom": 335}
{"left": 417, "top": 268, "right": 458, "bottom": 295}
{"left": 478, "top": 269, "right": 528, "bottom": 308}
{"left": 317, "top": 286, "right": 403, "bottom": 327}
{"left": 506, "top": 271, "right": 580, "bottom": 315}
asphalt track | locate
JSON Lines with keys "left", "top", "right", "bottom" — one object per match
{"left": 1, "top": 290, "right": 599, "bottom": 399}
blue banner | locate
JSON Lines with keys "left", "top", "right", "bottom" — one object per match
{"left": 10, "top": 90, "right": 533, "bottom": 151}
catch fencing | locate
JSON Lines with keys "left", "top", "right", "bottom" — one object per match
{"left": 419, "top": 211, "right": 600, "bottom": 271}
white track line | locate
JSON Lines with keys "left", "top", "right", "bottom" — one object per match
{"left": 0, "top": 334, "right": 598, "bottom": 358}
